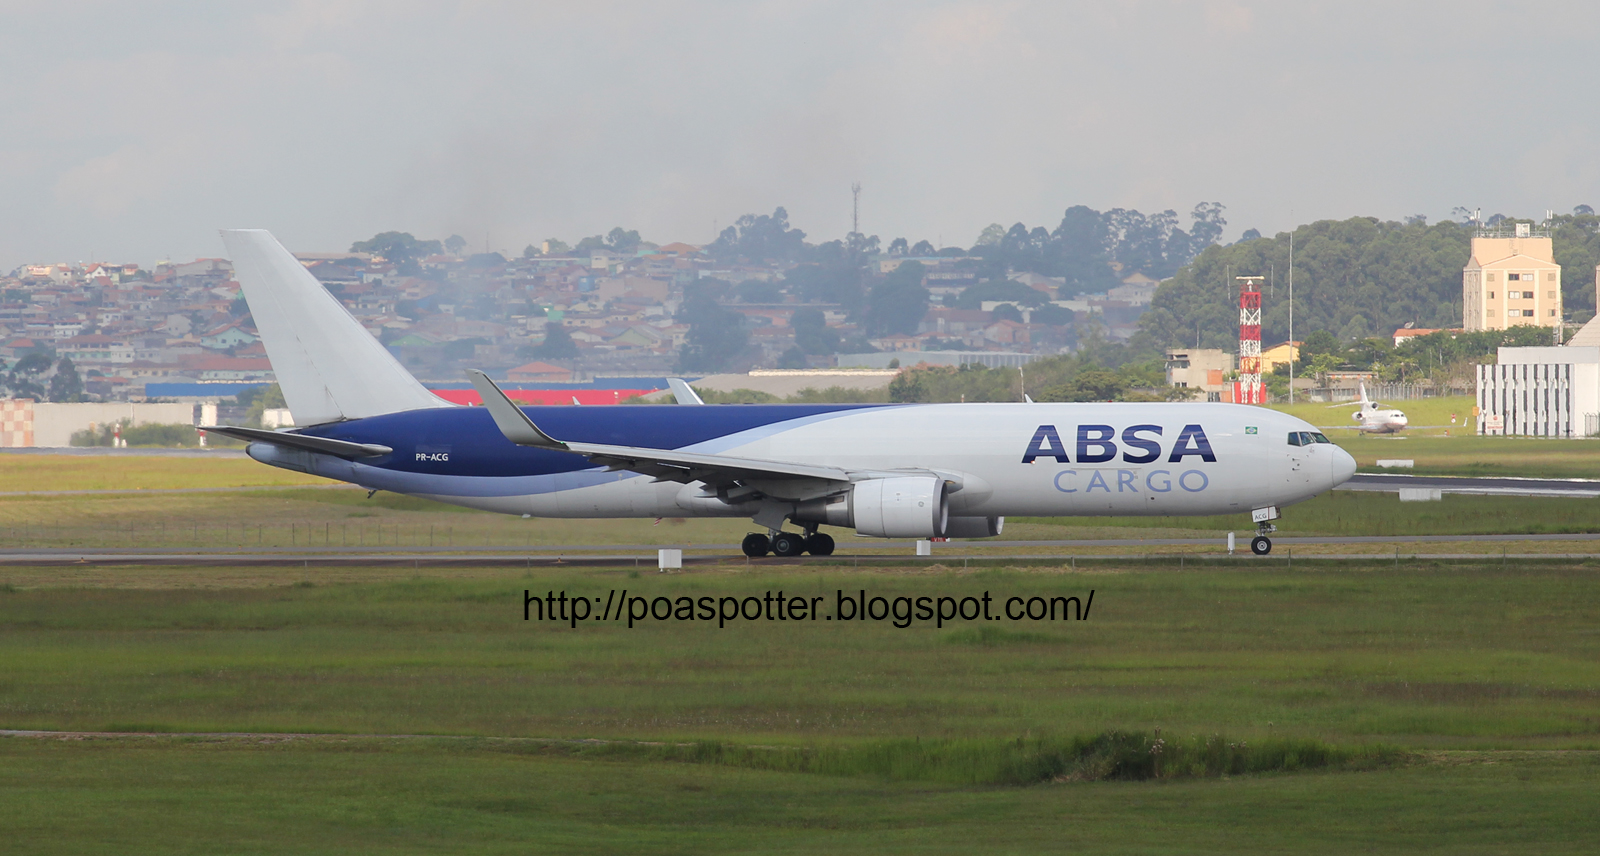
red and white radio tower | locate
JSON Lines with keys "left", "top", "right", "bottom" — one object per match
{"left": 1234, "top": 275, "right": 1265, "bottom": 405}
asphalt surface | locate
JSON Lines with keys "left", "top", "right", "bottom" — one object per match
{"left": 6, "top": 530, "right": 1600, "bottom": 567}
{"left": 1339, "top": 473, "right": 1600, "bottom": 497}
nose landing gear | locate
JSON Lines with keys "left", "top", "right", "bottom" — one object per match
{"left": 1249, "top": 506, "right": 1280, "bottom": 555}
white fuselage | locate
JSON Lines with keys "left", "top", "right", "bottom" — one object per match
{"left": 292, "top": 402, "right": 1358, "bottom": 520}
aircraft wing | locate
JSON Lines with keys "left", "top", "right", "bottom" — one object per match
{"left": 667, "top": 378, "right": 704, "bottom": 405}
{"left": 466, "top": 370, "right": 850, "bottom": 489}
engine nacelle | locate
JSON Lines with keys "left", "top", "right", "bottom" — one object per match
{"left": 943, "top": 516, "right": 1004, "bottom": 538}
{"left": 796, "top": 476, "right": 947, "bottom": 538}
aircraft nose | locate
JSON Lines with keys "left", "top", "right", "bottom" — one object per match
{"left": 1331, "top": 445, "right": 1357, "bottom": 486}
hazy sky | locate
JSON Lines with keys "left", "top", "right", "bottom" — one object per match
{"left": 5, "top": 1, "right": 1599, "bottom": 268}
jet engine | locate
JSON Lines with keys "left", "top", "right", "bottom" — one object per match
{"left": 794, "top": 475, "right": 948, "bottom": 538}
{"left": 942, "top": 516, "right": 1004, "bottom": 538}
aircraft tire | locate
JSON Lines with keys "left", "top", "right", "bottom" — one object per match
{"left": 771, "top": 532, "right": 806, "bottom": 557}
{"left": 805, "top": 533, "right": 835, "bottom": 556}
{"left": 742, "top": 533, "right": 771, "bottom": 558}
{"left": 1251, "top": 536, "right": 1272, "bottom": 556}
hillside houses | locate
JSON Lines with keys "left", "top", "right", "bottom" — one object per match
{"left": 0, "top": 234, "right": 1164, "bottom": 402}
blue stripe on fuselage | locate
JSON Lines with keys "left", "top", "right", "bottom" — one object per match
{"left": 294, "top": 403, "right": 893, "bottom": 479}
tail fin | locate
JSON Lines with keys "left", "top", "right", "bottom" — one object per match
{"left": 1359, "top": 381, "right": 1372, "bottom": 410}
{"left": 220, "top": 229, "right": 449, "bottom": 425}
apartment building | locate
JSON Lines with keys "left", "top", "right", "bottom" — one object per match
{"left": 1463, "top": 222, "right": 1562, "bottom": 332}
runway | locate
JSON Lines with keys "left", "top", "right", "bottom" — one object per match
{"left": 1339, "top": 473, "right": 1600, "bottom": 497}
{"left": 5, "top": 529, "right": 1600, "bottom": 566}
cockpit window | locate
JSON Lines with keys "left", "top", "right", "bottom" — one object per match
{"left": 1288, "top": 431, "right": 1331, "bottom": 446}
{"left": 1310, "top": 432, "right": 1331, "bottom": 444}
{"left": 1287, "top": 432, "right": 1305, "bottom": 446}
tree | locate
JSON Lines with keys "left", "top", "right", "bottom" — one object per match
{"left": 1189, "top": 202, "right": 1227, "bottom": 248}
{"left": 990, "top": 303, "right": 1023, "bottom": 323}
{"left": 953, "top": 280, "right": 1047, "bottom": 309}
{"left": 708, "top": 208, "right": 809, "bottom": 262}
{"left": 791, "top": 307, "right": 840, "bottom": 355}
{"left": 1551, "top": 210, "right": 1600, "bottom": 317}
{"left": 605, "top": 227, "right": 643, "bottom": 254}
{"left": 5, "top": 351, "right": 51, "bottom": 399}
{"left": 968, "top": 203, "right": 1226, "bottom": 288}
{"left": 1137, "top": 217, "right": 1472, "bottom": 354}
{"left": 244, "top": 384, "right": 287, "bottom": 427}
{"left": 1038, "top": 368, "right": 1125, "bottom": 402}
{"left": 785, "top": 241, "right": 871, "bottom": 313}
{"left": 47, "top": 357, "right": 83, "bottom": 402}
{"left": 887, "top": 237, "right": 909, "bottom": 256}
{"left": 735, "top": 280, "right": 783, "bottom": 304}
{"left": 532, "top": 323, "right": 579, "bottom": 359}
{"left": 1300, "top": 330, "right": 1340, "bottom": 362}
{"left": 911, "top": 240, "right": 935, "bottom": 256}
{"left": 13, "top": 352, "right": 52, "bottom": 374}
{"left": 1031, "top": 303, "right": 1074, "bottom": 326}
{"left": 777, "top": 346, "right": 807, "bottom": 369}
{"left": 542, "top": 238, "right": 572, "bottom": 254}
{"left": 862, "top": 262, "right": 929, "bottom": 336}
{"left": 350, "top": 232, "right": 443, "bottom": 275}
{"left": 677, "top": 296, "right": 749, "bottom": 371}
{"left": 444, "top": 234, "right": 468, "bottom": 255}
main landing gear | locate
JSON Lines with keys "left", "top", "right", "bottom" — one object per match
{"left": 742, "top": 530, "right": 835, "bottom": 558}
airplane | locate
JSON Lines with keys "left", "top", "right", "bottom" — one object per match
{"left": 1329, "top": 382, "right": 1408, "bottom": 433}
{"left": 205, "top": 230, "right": 1356, "bottom": 558}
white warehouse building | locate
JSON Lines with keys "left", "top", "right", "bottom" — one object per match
{"left": 1476, "top": 265, "right": 1600, "bottom": 437}
{"left": 1476, "top": 346, "right": 1600, "bottom": 436}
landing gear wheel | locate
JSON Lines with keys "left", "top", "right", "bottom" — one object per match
{"left": 1251, "top": 536, "right": 1272, "bottom": 556}
{"left": 771, "top": 532, "right": 806, "bottom": 557}
{"left": 805, "top": 533, "right": 835, "bottom": 556}
{"left": 741, "top": 533, "right": 771, "bottom": 558}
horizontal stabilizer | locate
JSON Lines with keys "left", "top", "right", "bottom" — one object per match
{"left": 205, "top": 425, "right": 392, "bottom": 458}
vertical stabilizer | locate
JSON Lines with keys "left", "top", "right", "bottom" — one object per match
{"left": 220, "top": 229, "right": 450, "bottom": 425}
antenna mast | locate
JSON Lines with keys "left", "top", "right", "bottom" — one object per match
{"left": 1288, "top": 229, "right": 1295, "bottom": 405}
{"left": 1235, "top": 275, "right": 1266, "bottom": 405}
{"left": 851, "top": 182, "right": 862, "bottom": 235}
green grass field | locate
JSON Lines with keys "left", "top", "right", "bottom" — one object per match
{"left": 1262, "top": 394, "right": 1600, "bottom": 477}
{"left": 4, "top": 455, "right": 1600, "bottom": 851}
{"left": 2, "top": 561, "right": 1599, "bottom": 852}
{"left": 1266, "top": 394, "right": 1477, "bottom": 437}
{"left": 0, "top": 453, "right": 327, "bottom": 492}
{"left": 4, "top": 738, "right": 1597, "bottom": 854}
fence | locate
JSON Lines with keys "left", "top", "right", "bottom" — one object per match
{"left": 1316, "top": 382, "right": 1472, "bottom": 402}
